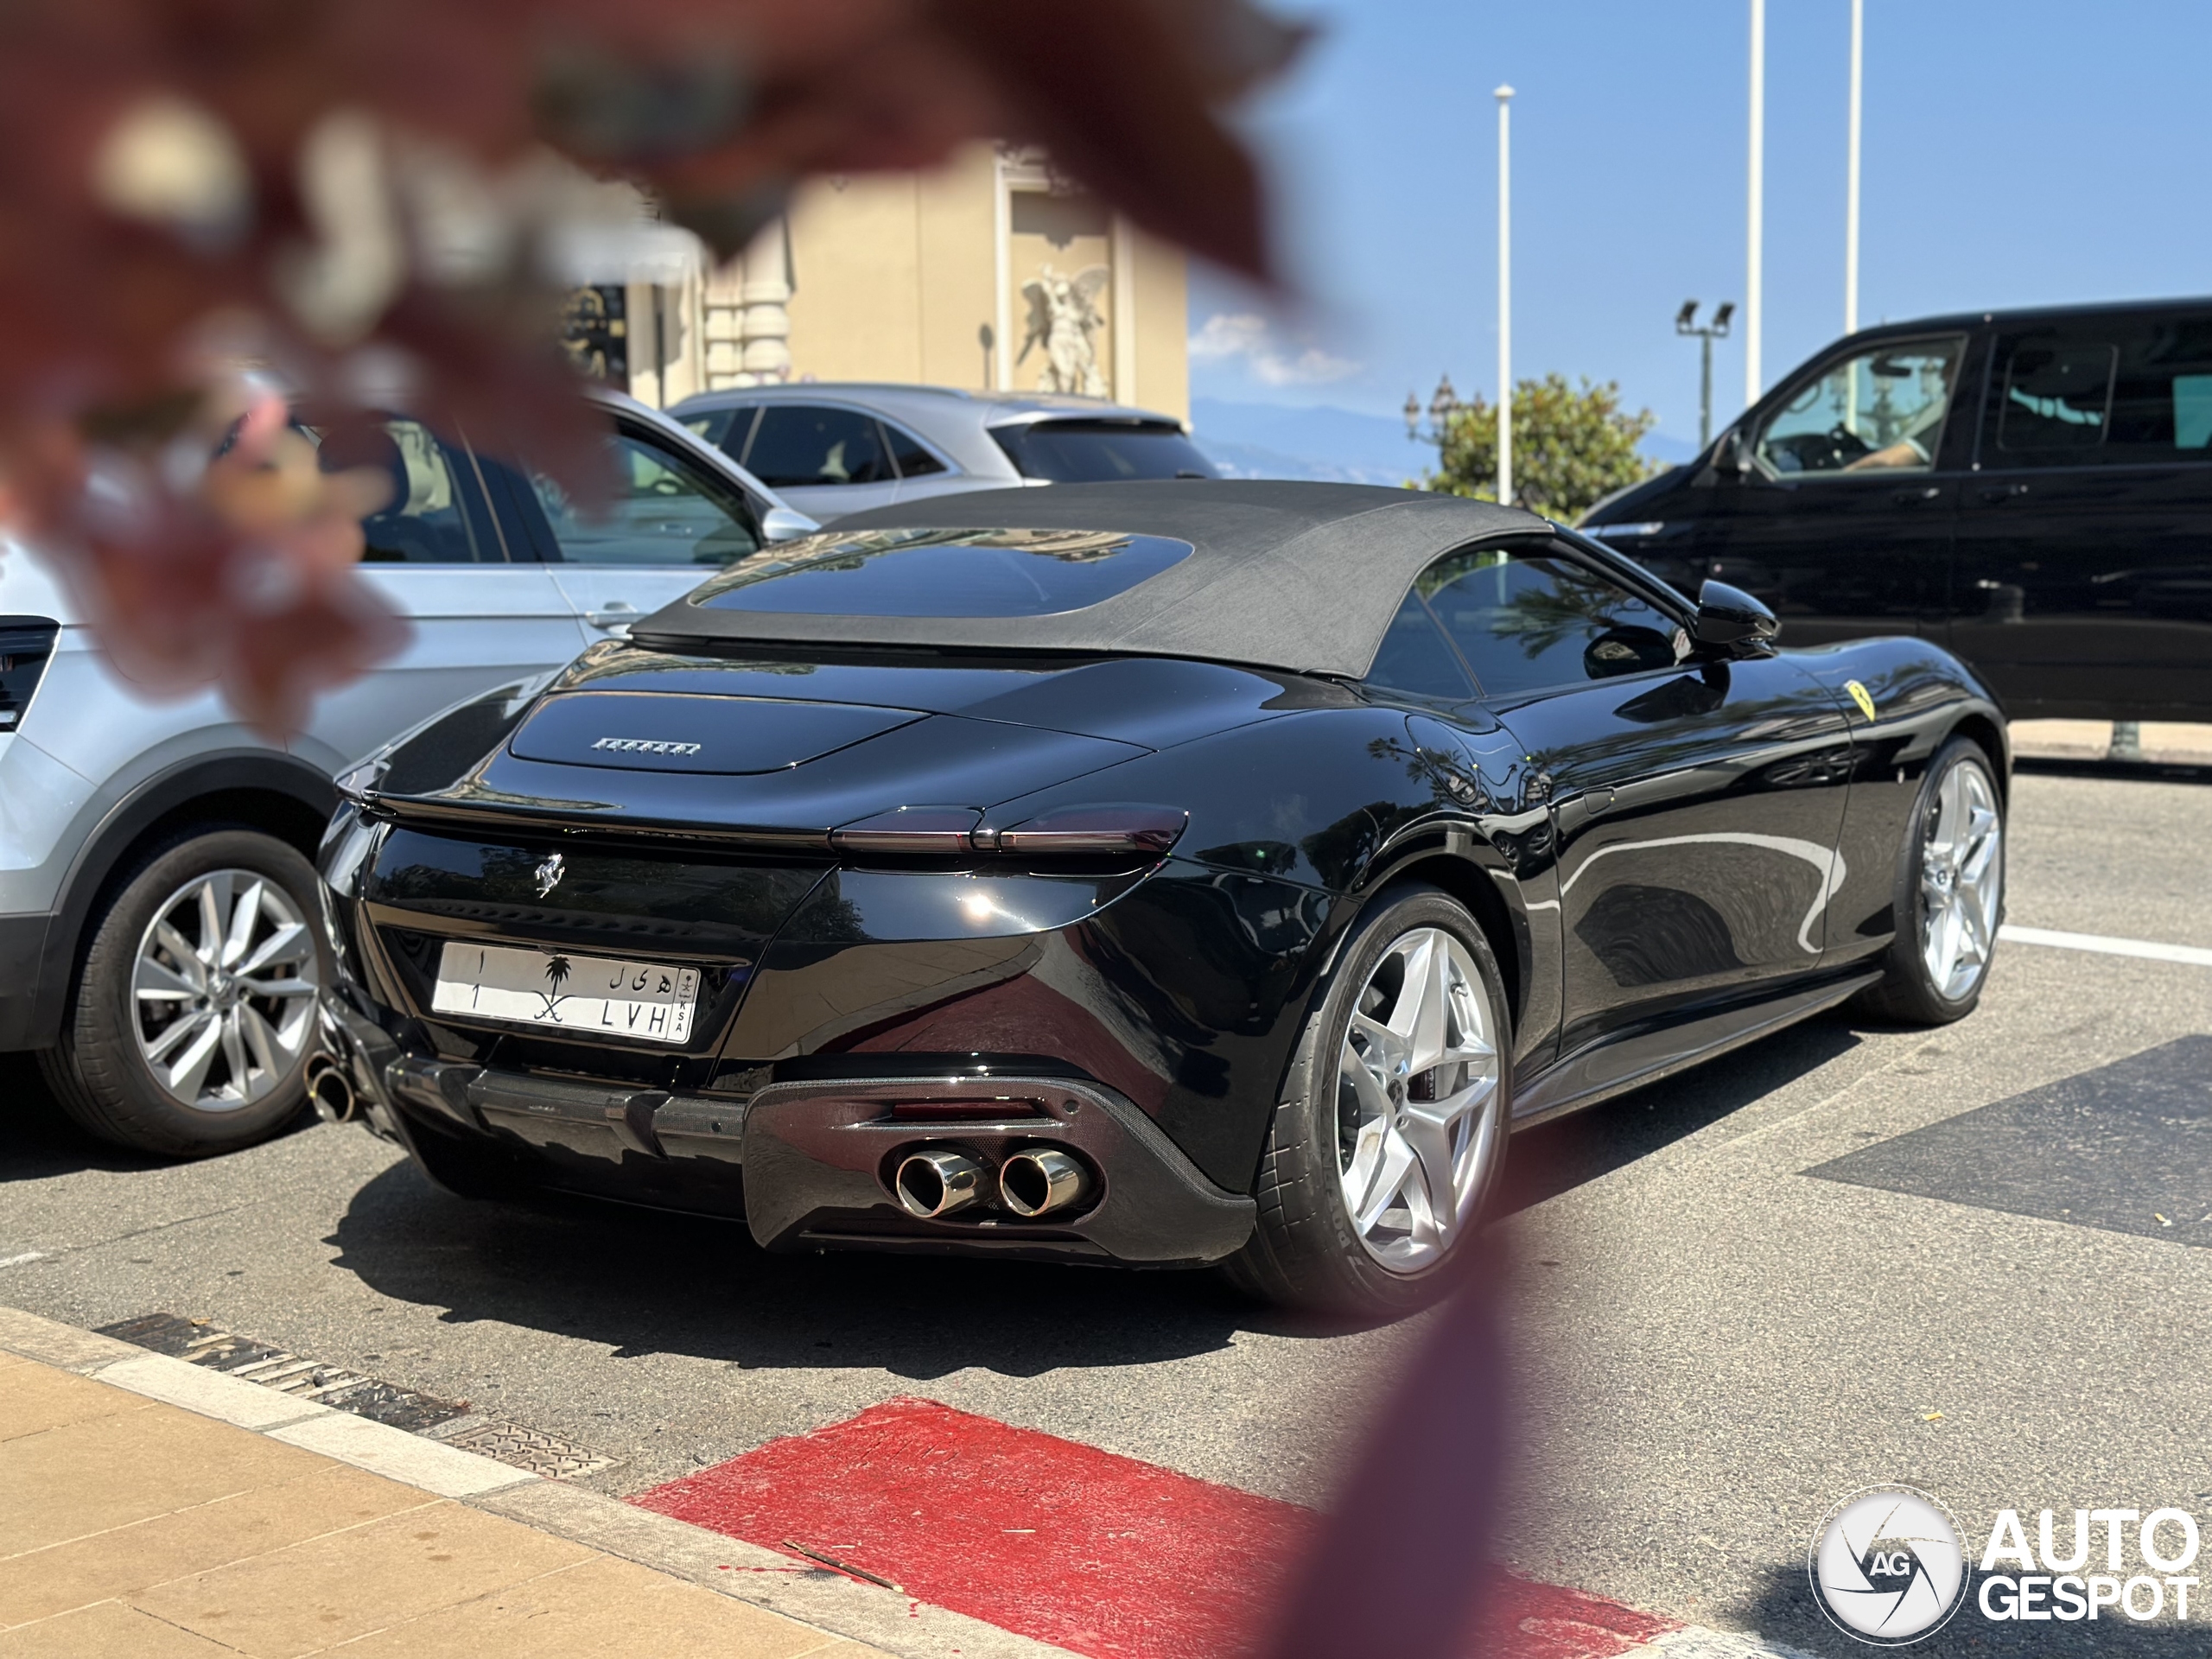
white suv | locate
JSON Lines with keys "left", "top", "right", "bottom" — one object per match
{"left": 0, "top": 388, "right": 813, "bottom": 1156}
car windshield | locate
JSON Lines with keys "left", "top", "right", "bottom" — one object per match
{"left": 989, "top": 420, "right": 1216, "bottom": 482}
{"left": 689, "top": 527, "right": 1193, "bottom": 617}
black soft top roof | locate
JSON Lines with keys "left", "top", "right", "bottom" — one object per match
{"left": 630, "top": 480, "right": 1545, "bottom": 679}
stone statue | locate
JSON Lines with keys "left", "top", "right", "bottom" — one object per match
{"left": 1019, "top": 264, "right": 1110, "bottom": 397}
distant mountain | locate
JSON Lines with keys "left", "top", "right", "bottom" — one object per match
{"left": 1189, "top": 398, "right": 1420, "bottom": 486}
{"left": 1191, "top": 396, "right": 1701, "bottom": 484}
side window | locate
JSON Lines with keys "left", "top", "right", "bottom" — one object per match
{"left": 743, "top": 406, "right": 893, "bottom": 488}
{"left": 1363, "top": 588, "right": 1475, "bottom": 702}
{"left": 682, "top": 406, "right": 751, "bottom": 454}
{"left": 1999, "top": 341, "right": 2114, "bottom": 454}
{"left": 319, "top": 418, "right": 502, "bottom": 563}
{"left": 884, "top": 421, "right": 948, "bottom": 478}
{"left": 1425, "top": 546, "right": 1681, "bottom": 698}
{"left": 1996, "top": 319, "right": 2212, "bottom": 464}
{"left": 2177, "top": 375, "right": 2212, "bottom": 452}
{"left": 1754, "top": 338, "right": 1964, "bottom": 477}
{"left": 526, "top": 430, "right": 762, "bottom": 567}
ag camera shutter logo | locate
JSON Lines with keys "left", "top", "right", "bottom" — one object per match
{"left": 1809, "top": 1485, "right": 1970, "bottom": 1644}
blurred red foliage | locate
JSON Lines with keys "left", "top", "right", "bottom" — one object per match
{"left": 0, "top": 0, "right": 1301, "bottom": 728}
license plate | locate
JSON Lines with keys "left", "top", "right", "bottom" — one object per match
{"left": 430, "top": 943, "right": 700, "bottom": 1046}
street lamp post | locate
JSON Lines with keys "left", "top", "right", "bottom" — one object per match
{"left": 1495, "top": 85, "right": 1515, "bottom": 507}
{"left": 1844, "top": 0, "right": 1864, "bottom": 334}
{"left": 1403, "top": 376, "right": 1461, "bottom": 448}
{"left": 1745, "top": 0, "right": 1764, "bottom": 405}
{"left": 1675, "top": 301, "right": 1736, "bottom": 449}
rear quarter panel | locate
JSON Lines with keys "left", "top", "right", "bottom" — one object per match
{"left": 1783, "top": 636, "right": 2009, "bottom": 967}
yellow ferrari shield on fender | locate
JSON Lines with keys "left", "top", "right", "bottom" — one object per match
{"left": 1844, "top": 679, "right": 1877, "bottom": 721}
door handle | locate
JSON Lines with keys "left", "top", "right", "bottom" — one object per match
{"left": 1891, "top": 486, "right": 1942, "bottom": 505}
{"left": 587, "top": 602, "right": 639, "bottom": 633}
{"left": 1977, "top": 482, "right": 2031, "bottom": 504}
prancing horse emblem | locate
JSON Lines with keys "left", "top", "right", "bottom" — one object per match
{"left": 534, "top": 852, "right": 565, "bottom": 898}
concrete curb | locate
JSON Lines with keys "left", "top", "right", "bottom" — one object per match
{"left": 480, "top": 1481, "right": 1077, "bottom": 1659}
{"left": 0, "top": 1302, "right": 1076, "bottom": 1659}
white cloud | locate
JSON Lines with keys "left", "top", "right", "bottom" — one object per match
{"left": 1188, "top": 312, "right": 1360, "bottom": 386}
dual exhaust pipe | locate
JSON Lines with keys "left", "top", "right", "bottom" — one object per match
{"left": 894, "top": 1146, "right": 1093, "bottom": 1221}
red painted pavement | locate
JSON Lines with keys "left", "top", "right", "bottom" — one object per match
{"left": 632, "top": 1396, "right": 1678, "bottom": 1659}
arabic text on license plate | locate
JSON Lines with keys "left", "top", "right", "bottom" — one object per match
{"left": 429, "top": 943, "right": 700, "bottom": 1045}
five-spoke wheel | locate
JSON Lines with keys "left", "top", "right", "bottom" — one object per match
{"left": 1335, "top": 926, "right": 1501, "bottom": 1273}
{"left": 1916, "top": 757, "right": 2003, "bottom": 1002}
{"left": 1860, "top": 736, "right": 2005, "bottom": 1026}
{"left": 1230, "top": 886, "right": 1511, "bottom": 1316}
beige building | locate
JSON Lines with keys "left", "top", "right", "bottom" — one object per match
{"left": 604, "top": 144, "right": 1190, "bottom": 423}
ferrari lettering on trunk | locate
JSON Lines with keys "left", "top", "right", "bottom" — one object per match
{"left": 591, "top": 737, "right": 702, "bottom": 755}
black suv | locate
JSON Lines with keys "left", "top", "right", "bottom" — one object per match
{"left": 1583, "top": 297, "right": 2212, "bottom": 721}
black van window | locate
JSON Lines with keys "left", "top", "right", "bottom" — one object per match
{"left": 1991, "top": 318, "right": 2212, "bottom": 466}
{"left": 1999, "top": 344, "right": 2115, "bottom": 453}
{"left": 1755, "top": 339, "right": 1963, "bottom": 478}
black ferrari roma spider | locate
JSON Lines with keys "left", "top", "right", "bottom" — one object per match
{"left": 315, "top": 481, "right": 2008, "bottom": 1314}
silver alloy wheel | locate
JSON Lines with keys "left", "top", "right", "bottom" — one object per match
{"left": 130, "top": 869, "right": 320, "bottom": 1112}
{"left": 1336, "top": 926, "right": 1502, "bottom": 1273}
{"left": 1919, "top": 759, "right": 2004, "bottom": 1001}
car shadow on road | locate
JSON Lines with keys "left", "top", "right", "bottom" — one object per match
{"left": 320, "top": 1012, "right": 1872, "bottom": 1379}
{"left": 1492, "top": 1009, "right": 1867, "bottom": 1219}
{"left": 323, "top": 1155, "right": 1331, "bottom": 1382}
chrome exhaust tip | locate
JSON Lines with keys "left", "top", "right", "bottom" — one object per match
{"left": 999, "top": 1147, "right": 1091, "bottom": 1218}
{"left": 305, "top": 1054, "right": 357, "bottom": 1124}
{"left": 893, "top": 1148, "right": 988, "bottom": 1218}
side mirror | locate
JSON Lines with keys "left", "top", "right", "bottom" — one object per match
{"left": 1692, "top": 579, "right": 1779, "bottom": 656}
{"left": 760, "top": 505, "right": 819, "bottom": 543}
{"left": 1709, "top": 426, "right": 1751, "bottom": 477}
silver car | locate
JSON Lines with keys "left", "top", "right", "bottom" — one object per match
{"left": 0, "top": 387, "right": 814, "bottom": 1156}
{"left": 668, "top": 385, "right": 1216, "bottom": 523}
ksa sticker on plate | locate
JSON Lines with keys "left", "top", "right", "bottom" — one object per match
{"left": 430, "top": 942, "right": 700, "bottom": 1045}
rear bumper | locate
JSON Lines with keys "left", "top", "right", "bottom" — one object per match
{"left": 321, "top": 995, "right": 1252, "bottom": 1265}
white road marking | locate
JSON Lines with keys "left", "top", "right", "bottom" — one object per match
{"left": 0, "top": 1252, "right": 47, "bottom": 1269}
{"left": 1999, "top": 924, "right": 2212, "bottom": 969}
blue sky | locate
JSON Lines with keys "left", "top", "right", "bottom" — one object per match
{"left": 1191, "top": 1, "right": 2212, "bottom": 446}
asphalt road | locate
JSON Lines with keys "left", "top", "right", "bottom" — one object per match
{"left": 4, "top": 763, "right": 2209, "bottom": 1656}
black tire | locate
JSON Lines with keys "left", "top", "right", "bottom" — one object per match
{"left": 38, "top": 828, "right": 331, "bottom": 1157}
{"left": 1227, "top": 884, "right": 1513, "bottom": 1319}
{"left": 1855, "top": 735, "right": 2005, "bottom": 1027}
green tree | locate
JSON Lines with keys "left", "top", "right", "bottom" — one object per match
{"left": 1421, "top": 373, "right": 1657, "bottom": 521}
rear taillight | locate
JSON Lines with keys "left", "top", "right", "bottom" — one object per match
{"left": 830, "top": 806, "right": 982, "bottom": 854}
{"left": 982, "top": 805, "right": 1188, "bottom": 857}
{"left": 0, "top": 618, "right": 59, "bottom": 734}
{"left": 830, "top": 804, "right": 1187, "bottom": 861}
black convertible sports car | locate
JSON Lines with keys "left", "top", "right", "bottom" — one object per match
{"left": 315, "top": 481, "right": 2008, "bottom": 1314}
